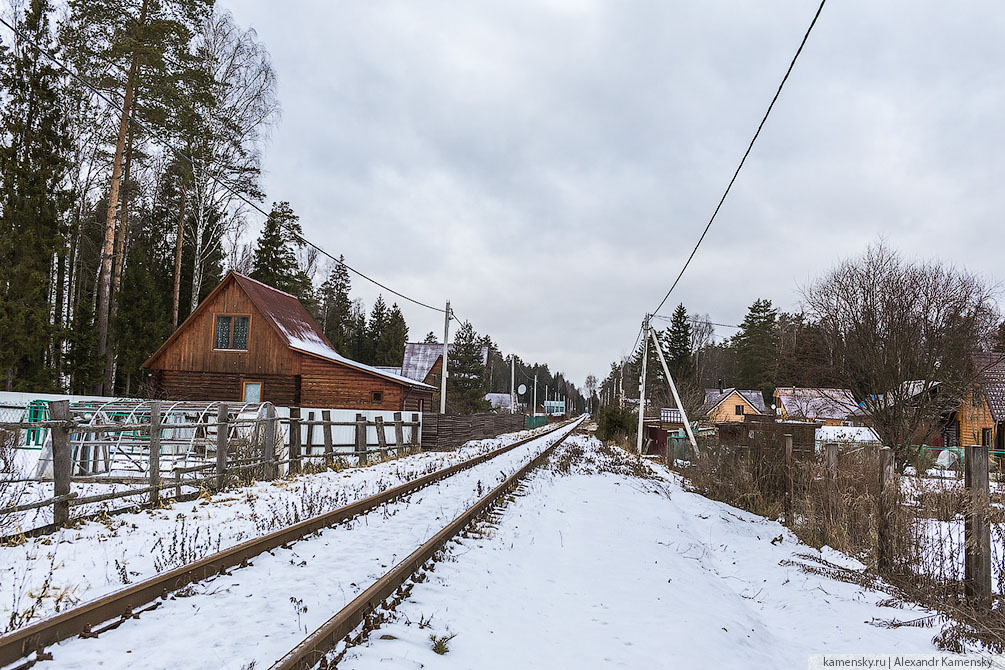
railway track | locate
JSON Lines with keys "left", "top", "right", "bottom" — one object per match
{"left": 273, "top": 415, "right": 584, "bottom": 670}
{"left": 0, "top": 418, "right": 581, "bottom": 670}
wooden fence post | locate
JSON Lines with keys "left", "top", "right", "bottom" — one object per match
{"left": 877, "top": 447, "right": 896, "bottom": 574}
{"left": 263, "top": 404, "right": 277, "bottom": 481}
{"left": 321, "top": 410, "right": 333, "bottom": 466}
{"left": 355, "top": 413, "right": 368, "bottom": 465}
{"left": 393, "top": 412, "right": 404, "bottom": 457}
{"left": 965, "top": 444, "right": 992, "bottom": 605}
{"left": 306, "top": 411, "right": 315, "bottom": 460}
{"left": 149, "top": 401, "right": 161, "bottom": 506}
{"left": 783, "top": 434, "right": 793, "bottom": 526}
{"left": 825, "top": 443, "right": 838, "bottom": 479}
{"left": 289, "top": 407, "right": 302, "bottom": 475}
{"left": 375, "top": 416, "right": 388, "bottom": 459}
{"left": 50, "top": 400, "right": 71, "bottom": 528}
{"left": 216, "top": 404, "right": 229, "bottom": 490}
{"left": 411, "top": 413, "right": 420, "bottom": 453}
{"left": 824, "top": 442, "right": 838, "bottom": 544}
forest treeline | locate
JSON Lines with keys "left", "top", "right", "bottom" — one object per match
{"left": 0, "top": 0, "right": 584, "bottom": 410}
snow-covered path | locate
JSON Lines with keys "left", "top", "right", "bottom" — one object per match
{"left": 342, "top": 434, "right": 947, "bottom": 670}
{"left": 36, "top": 420, "right": 582, "bottom": 670}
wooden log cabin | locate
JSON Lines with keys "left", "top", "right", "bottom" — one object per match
{"left": 143, "top": 272, "right": 435, "bottom": 411}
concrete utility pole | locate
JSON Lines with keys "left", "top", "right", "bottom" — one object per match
{"left": 650, "top": 326, "right": 697, "bottom": 451}
{"left": 440, "top": 300, "right": 450, "bottom": 414}
{"left": 635, "top": 315, "right": 650, "bottom": 455}
{"left": 545, "top": 385, "right": 549, "bottom": 414}
{"left": 510, "top": 355, "right": 515, "bottom": 415}
{"left": 533, "top": 374, "right": 538, "bottom": 416}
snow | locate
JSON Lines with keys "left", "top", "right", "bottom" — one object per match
{"left": 815, "top": 425, "right": 882, "bottom": 445}
{"left": 32, "top": 420, "right": 582, "bottom": 670}
{"left": 0, "top": 425, "right": 558, "bottom": 636}
{"left": 340, "top": 435, "right": 950, "bottom": 670}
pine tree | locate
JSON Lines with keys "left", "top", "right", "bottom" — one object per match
{"left": 447, "top": 321, "right": 489, "bottom": 413}
{"left": 250, "top": 201, "right": 313, "bottom": 303}
{"left": 733, "top": 298, "right": 779, "bottom": 404}
{"left": 62, "top": 0, "right": 211, "bottom": 393}
{"left": 0, "top": 0, "right": 71, "bottom": 390}
{"left": 424, "top": 331, "right": 438, "bottom": 344}
{"left": 375, "top": 304, "right": 408, "bottom": 366}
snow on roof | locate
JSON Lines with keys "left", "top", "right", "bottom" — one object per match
{"left": 816, "top": 425, "right": 882, "bottom": 444}
{"left": 401, "top": 343, "right": 447, "bottom": 382}
{"left": 400, "top": 342, "right": 489, "bottom": 383}
{"left": 976, "top": 353, "right": 1005, "bottom": 422}
{"left": 700, "top": 388, "right": 766, "bottom": 415}
{"left": 232, "top": 273, "right": 435, "bottom": 390}
{"left": 775, "top": 387, "right": 858, "bottom": 420}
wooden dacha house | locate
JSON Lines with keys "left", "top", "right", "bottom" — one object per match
{"left": 143, "top": 272, "right": 435, "bottom": 411}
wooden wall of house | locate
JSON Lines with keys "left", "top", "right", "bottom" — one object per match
{"left": 957, "top": 392, "right": 997, "bottom": 446}
{"left": 301, "top": 356, "right": 431, "bottom": 411}
{"left": 707, "top": 392, "right": 760, "bottom": 424}
{"left": 147, "top": 279, "right": 302, "bottom": 376}
{"left": 152, "top": 370, "right": 300, "bottom": 406}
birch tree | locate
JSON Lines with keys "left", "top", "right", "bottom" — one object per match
{"left": 185, "top": 10, "right": 279, "bottom": 315}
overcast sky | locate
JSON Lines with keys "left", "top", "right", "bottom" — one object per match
{"left": 222, "top": 0, "right": 1005, "bottom": 387}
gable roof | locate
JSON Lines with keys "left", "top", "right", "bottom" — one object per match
{"left": 144, "top": 272, "right": 434, "bottom": 391}
{"left": 400, "top": 342, "right": 489, "bottom": 383}
{"left": 775, "top": 387, "right": 857, "bottom": 420}
{"left": 701, "top": 388, "right": 766, "bottom": 416}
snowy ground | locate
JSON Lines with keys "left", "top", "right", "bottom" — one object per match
{"left": 341, "top": 433, "right": 956, "bottom": 670}
{"left": 0, "top": 424, "right": 559, "bottom": 635}
{"left": 11, "top": 420, "right": 583, "bottom": 670}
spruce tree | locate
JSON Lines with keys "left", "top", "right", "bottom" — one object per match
{"left": 665, "top": 303, "right": 694, "bottom": 384}
{"left": 0, "top": 0, "right": 71, "bottom": 390}
{"left": 250, "top": 201, "right": 313, "bottom": 303}
{"left": 424, "top": 331, "right": 438, "bottom": 344}
{"left": 319, "top": 256, "right": 352, "bottom": 352}
{"left": 376, "top": 304, "right": 408, "bottom": 366}
{"left": 447, "top": 321, "right": 490, "bottom": 413}
{"left": 733, "top": 298, "right": 779, "bottom": 404}
{"left": 363, "top": 296, "right": 389, "bottom": 364}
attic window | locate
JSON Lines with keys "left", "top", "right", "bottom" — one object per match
{"left": 372, "top": 391, "right": 383, "bottom": 404}
{"left": 215, "top": 315, "right": 250, "bottom": 350}
{"left": 735, "top": 404, "right": 745, "bottom": 416}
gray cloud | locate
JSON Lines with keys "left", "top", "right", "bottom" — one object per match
{"left": 224, "top": 0, "right": 1005, "bottom": 385}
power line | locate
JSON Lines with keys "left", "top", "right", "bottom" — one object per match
{"left": 649, "top": 0, "right": 827, "bottom": 317}
{"left": 0, "top": 14, "right": 447, "bottom": 315}
{"left": 650, "top": 314, "right": 741, "bottom": 329}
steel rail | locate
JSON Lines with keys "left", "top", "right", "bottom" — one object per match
{"left": 0, "top": 420, "right": 574, "bottom": 668}
{"left": 271, "top": 416, "right": 585, "bottom": 670}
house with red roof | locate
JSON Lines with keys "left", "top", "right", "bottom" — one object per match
{"left": 143, "top": 272, "right": 435, "bottom": 411}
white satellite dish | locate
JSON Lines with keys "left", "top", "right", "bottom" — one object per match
{"left": 517, "top": 384, "right": 527, "bottom": 395}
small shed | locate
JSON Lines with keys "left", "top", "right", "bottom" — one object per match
{"left": 143, "top": 272, "right": 435, "bottom": 411}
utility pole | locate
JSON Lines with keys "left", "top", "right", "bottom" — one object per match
{"left": 635, "top": 315, "right": 650, "bottom": 455}
{"left": 440, "top": 300, "right": 450, "bottom": 414}
{"left": 533, "top": 373, "right": 538, "bottom": 416}
{"left": 650, "top": 326, "right": 698, "bottom": 451}
{"left": 510, "top": 355, "right": 515, "bottom": 415}
{"left": 545, "top": 385, "right": 549, "bottom": 414}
